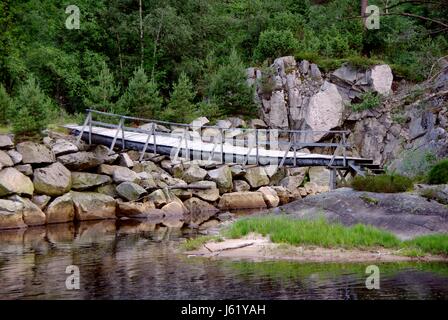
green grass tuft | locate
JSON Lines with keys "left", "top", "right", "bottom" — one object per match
{"left": 222, "top": 216, "right": 448, "bottom": 257}
{"left": 181, "top": 235, "right": 223, "bottom": 251}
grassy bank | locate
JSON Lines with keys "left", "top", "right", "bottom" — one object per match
{"left": 185, "top": 216, "right": 448, "bottom": 257}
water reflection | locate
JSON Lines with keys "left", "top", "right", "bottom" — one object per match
{"left": 0, "top": 220, "right": 447, "bottom": 300}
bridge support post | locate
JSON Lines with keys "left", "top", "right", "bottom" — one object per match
{"left": 329, "top": 168, "right": 337, "bottom": 190}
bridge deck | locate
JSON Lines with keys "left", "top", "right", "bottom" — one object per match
{"left": 66, "top": 124, "right": 373, "bottom": 168}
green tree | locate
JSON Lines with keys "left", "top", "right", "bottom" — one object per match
{"left": 207, "top": 49, "right": 256, "bottom": 116}
{"left": 254, "top": 29, "right": 299, "bottom": 62}
{"left": 0, "top": 84, "right": 11, "bottom": 125}
{"left": 11, "top": 76, "right": 54, "bottom": 136}
{"left": 163, "top": 72, "right": 196, "bottom": 122}
{"left": 84, "top": 61, "right": 118, "bottom": 113}
{"left": 117, "top": 66, "right": 162, "bottom": 118}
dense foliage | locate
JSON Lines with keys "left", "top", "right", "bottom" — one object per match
{"left": 427, "top": 159, "right": 448, "bottom": 185}
{"left": 0, "top": 0, "right": 446, "bottom": 134}
{"left": 351, "top": 173, "right": 413, "bottom": 193}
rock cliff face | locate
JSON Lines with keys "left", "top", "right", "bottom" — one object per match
{"left": 248, "top": 56, "right": 448, "bottom": 166}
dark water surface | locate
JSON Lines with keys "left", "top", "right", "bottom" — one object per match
{"left": 0, "top": 219, "right": 447, "bottom": 300}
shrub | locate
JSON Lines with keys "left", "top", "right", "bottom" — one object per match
{"left": 11, "top": 76, "right": 54, "bottom": 136}
{"left": 254, "top": 29, "right": 299, "bottom": 62}
{"left": 427, "top": 159, "right": 448, "bottom": 185}
{"left": 394, "top": 149, "right": 437, "bottom": 180}
{"left": 163, "top": 72, "right": 196, "bottom": 123}
{"left": 351, "top": 174, "right": 413, "bottom": 193}
{"left": 351, "top": 92, "right": 382, "bottom": 112}
{"left": 207, "top": 49, "right": 257, "bottom": 117}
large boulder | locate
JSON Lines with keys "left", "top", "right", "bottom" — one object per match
{"left": 45, "top": 193, "right": 75, "bottom": 224}
{"left": 218, "top": 192, "right": 267, "bottom": 210}
{"left": 31, "top": 194, "right": 51, "bottom": 210}
{"left": 57, "top": 151, "right": 102, "bottom": 171}
{"left": 0, "top": 167, "right": 34, "bottom": 196}
{"left": 93, "top": 145, "right": 119, "bottom": 164}
{"left": 71, "top": 192, "right": 116, "bottom": 221}
{"left": 16, "top": 142, "right": 55, "bottom": 164}
{"left": 0, "top": 135, "right": 14, "bottom": 149}
{"left": 258, "top": 186, "right": 280, "bottom": 208}
{"left": 369, "top": 64, "right": 393, "bottom": 96}
{"left": 96, "top": 184, "right": 118, "bottom": 198}
{"left": 190, "top": 181, "right": 220, "bottom": 202}
{"left": 0, "top": 150, "right": 13, "bottom": 169}
{"left": 33, "top": 162, "right": 72, "bottom": 196}
{"left": 7, "top": 150, "right": 22, "bottom": 165}
{"left": 243, "top": 166, "right": 270, "bottom": 188}
{"left": 9, "top": 195, "right": 46, "bottom": 226}
{"left": 0, "top": 199, "right": 25, "bottom": 229}
{"left": 207, "top": 165, "right": 233, "bottom": 194}
{"left": 271, "top": 186, "right": 294, "bottom": 205}
{"left": 182, "top": 165, "right": 207, "bottom": 183}
{"left": 112, "top": 166, "right": 140, "bottom": 183}
{"left": 148, "top": 189, "right": 186, "bottom": 211}
{"left": 116, "top": 182, "right": 147, "bottom": 201}
{"left": 119, "top": 153, "right": 134, "bottom": 168}
{"left": 302, "top": 82, "right": 344, "bottom": 142}
{"left": 117, "top": 200, "right": 157, "bottom": 218}
{"left": 308, "top": 167, "right": 331, "bottom": 193}
{"left": 233, "top": 180, "right": 251, "bottom": 192}
{"left": 261, "top": 90, "right": 289, "bottom": 129}
{"left": 51, "top": 139, "right": 79, "bottom": 156}
{"left": 183, "top": 197, "right": 219, "bottom": 225}
{"left": 14, "top": 164, "right": 33, "bottom": 176}
{"left": 280, "top": 175, "right": 305, "bottom": 193}
{"left": 71, "top": 172, "right": 112, "bottom": 191}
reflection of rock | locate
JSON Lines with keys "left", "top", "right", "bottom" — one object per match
{"left": 183, "top": 197, "right": 219, "bottom": 225}
{"left": 75, "top": 220, "right": 116, "bottom": 244}
{"left": 161, "top": 202, "right": 184, "bottom": 228}
{"left": 46, "top": 223, "right": 75, "bottom": 244}
{"left": 117, "top": 219, "right": 156, "bottom": 234}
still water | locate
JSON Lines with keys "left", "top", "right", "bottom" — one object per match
{"left": 0, "top": 219, "right": 447, "bottom": 300}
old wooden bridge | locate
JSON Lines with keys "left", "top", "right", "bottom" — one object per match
{"left": 66, "top": 109, "right": 383, "bottom": 189}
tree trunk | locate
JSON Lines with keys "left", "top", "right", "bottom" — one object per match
{"left": 361, "top": 0, "right": 368, "bottom": 27}
{"left": 139, "top": 0, "right": 144, "bottom": 67}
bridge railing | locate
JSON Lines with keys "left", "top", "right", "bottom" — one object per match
{"left": 76, "top": 109, "right": 350, "bottom": 167}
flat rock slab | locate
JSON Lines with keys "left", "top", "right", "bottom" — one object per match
{"left": 203, "top": 239, "right": 257, "bottom": 252}
{"left": 276, "top": 188, "right": 448, "bottom": 240}
{"left": 16, "top": 142, "right": 55, "bottom": 164}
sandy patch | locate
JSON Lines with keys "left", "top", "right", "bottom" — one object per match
{"left": 185, "top": 234, "right": 448, "bottom": 263}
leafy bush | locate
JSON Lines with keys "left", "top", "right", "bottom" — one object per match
{"left": 254, "top": 29, "right": 299, "bottom": 62}
{"left": 351, "top": 92, "right": 382, "bottom": 112}
{"left": 351, "top": 174, "right": 413, "bottom": 193}
{"left": 427, "top": 159, "right": 448, "bottom": 185}
{"left": 11, "top": 76, "right": 54, "bottom": 136}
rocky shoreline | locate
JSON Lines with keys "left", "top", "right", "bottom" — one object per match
{"left": 0, "top": 131, "right": 332, "bottom": 231}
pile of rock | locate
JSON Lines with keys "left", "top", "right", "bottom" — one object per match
{"left": 0, "top": 132, "right": 332, "bottom": 230}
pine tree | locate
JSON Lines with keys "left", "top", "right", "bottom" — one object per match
{"left": 207, "top": 49, "right": 256, "bottom": 116}
{"left": 117, "top": 67, "right": 162, "bottom": 119}
{"left": 163, "top": 72, "right": 196, "bottom": 123}
{"left": 0, "top": 84, "right": 11, "bottom": 125}
{"left": 12, "top": 76, "right": 54, "bottom": 135}
{"left": 84, "top": 62, "right": 119, "bottom": 113}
